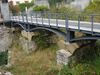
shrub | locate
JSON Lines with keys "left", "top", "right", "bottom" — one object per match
{"left": 59, "top": 64, "right": 97, "bottom": 75}
{"left": 0, "top": 51, "right": 8, "bottom": 66}
{"left": 32, "top": 30, "right": 53, "bottom": 50}
{"left": 18, "top": 3, "right": 33, "bottom": 12}
{"left": 84, "top": 0, "right": 100, "bottom": 14}
{"left": 49, "top": 6, "right": 81, "bottom": 20}
{"left": 33, "top": 6, "right": 49, "bottom": 12}
{"left": 83, "top": 0, "right": 100, "bottom": 22}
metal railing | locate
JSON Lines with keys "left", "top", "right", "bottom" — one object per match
{"left": 9, "top": 12, "right": 100, "bottom": 34}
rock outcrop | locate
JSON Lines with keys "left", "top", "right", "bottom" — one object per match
{"left": 0, "top": 25, "right": 12, "bottom": 52}
{"left": 0, "top": 72, "right": 13, "bottom": 75}
{"left": 20, "top": 36, "right": 37, "bottom": 53}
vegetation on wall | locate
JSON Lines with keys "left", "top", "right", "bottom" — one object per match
{"left": 0, "top": 51, "right": 8, "bottom": 66}
{"left": 32, "top": 30, "right": 54, "bottom": 50}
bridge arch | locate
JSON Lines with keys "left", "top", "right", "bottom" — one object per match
{"left": 30, "top": 27, "right": 66, "bottom": 39}
{"left": 12, "top": 22, "right": 67, "bottom": 41}
{"left": 70, "top": 36, "right": 99, "bottom": 43}
{"left": 13, "top": 22, "right": 27, "bottom": 31}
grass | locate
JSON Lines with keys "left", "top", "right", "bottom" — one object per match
{"left": 0, "top": 51, "right": 8, "bottom": 66}
{"left": 92, "top": 57, "right": 100, "bottom": 73}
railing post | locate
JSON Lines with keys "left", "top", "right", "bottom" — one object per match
{"left": 19, "top": 13, "right": 20, "bottom": 21}
{"left": 22, "top": 13, "right": 24, "bottom": 22}
{"left": 31, "top": 13, "right": 33, "bottom": 23}
{"left": 15, "top": 14, "right": 18, "bottom": 21}
{"left": 36, "top": 12, "right": 38, "bottom": 24}
{"left": 9, "top": 13, "right": 11, "bottom": 21}
{"left": 48, "top": 12, "right": 51, "bottom": 27}
{"left": 56, "top": 13, "right": 58, "bottom": 28}
{"left": 78, "top": 16, "right": 80, "bottom": 30}
{"left": 82, "top": 16, "right": 85, "bottom": 21}
{"left": 42, "top": 12, "right": 44, "bottom": 25}
{"left": 14, "top": 13, "right": 15, "bottom": 21}
{"left": 90, "top": 15, "right": 94, "bottom": 34}
{"left": 66, "top": 15, "right": 69, "bottom": 29}
{"left": 26, "top": 13, "right": 28, "bottom": 22}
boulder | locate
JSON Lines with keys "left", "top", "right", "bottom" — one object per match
{"left": 20, "top": 37, "right": 37, "bottom": 53}
{"left": 0, "top": 72, "right": 13, "bottom": 75}
{"left": 0, "top": 26, "right": 12, "bottom": 52}
{"left": 57, "top": 49, "right": 72, "bottom": 65}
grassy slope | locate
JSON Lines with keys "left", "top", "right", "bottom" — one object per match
{"left": 0, "top": 32, "right": 59, "bottom": 75}
{"left": 7, "top": 41, "right": 58, "bottom": 75}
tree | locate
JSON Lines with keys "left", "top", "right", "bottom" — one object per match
{"left": 48, "top": 0, "right": 62, "bottom": 7}
{"left": 18, "top": 3, "right": 33, "bottom": 12}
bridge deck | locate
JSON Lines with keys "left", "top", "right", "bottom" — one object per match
{"left": 10, "top": 16, "right": 100, "bottom": 34}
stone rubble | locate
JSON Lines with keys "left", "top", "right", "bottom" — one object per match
{"left": 0, "top": 25, "right": 12, "bottom": 52}
{"left": 57, "top": 49, "right": 72, "bottom": 65}
{"left": 0, "top": 72, "right": 13, "bottom": 75}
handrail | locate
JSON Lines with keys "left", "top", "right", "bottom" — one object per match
{"left": 9, "top": 12, "right": 100, "bottom": 35}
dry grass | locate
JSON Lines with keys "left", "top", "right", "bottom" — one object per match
{"left": 5, "top": 39, "right": 58, "bottom": 75}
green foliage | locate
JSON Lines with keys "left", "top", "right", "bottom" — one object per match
{"left": 59, "top": 64, "right": 98, "bottom": 75}
{"left": 59, "top": 65, "right": 72, "bottom": 75}
{"left": 31, "top": 0, "right": 35, "bottom": 3}
{"left": 0, "top": 51, "right": 8, "bottom": 66}
{"left": 33, "top": 6, "right": 49, "bottom": 11}
{"left": 83, "top": 0, "right": 100, "bottom": 22}
{"left": 84, "top": 0, "right": 100, "bottom": 14}
{"left": 32, "top": 30, "right": 53, "bottom": 50}
{"left": 18, "top": 3, "right": 33, "bottom": 12}
{"left": 50, "top": 7, "right": 80, "bottom": 20}
{"left": 48, "top": 0, "right": 63, "bottom": 7}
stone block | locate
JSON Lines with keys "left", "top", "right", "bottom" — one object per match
{"left": 57, "top": 49, "right": 72, "bottom": 65}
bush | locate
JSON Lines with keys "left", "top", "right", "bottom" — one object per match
{"left": 18, "top": 3, "right": 33, "bottom": 12}
{"left": 33, "top": 6, "right": 49, "bottom": 12}
{"left": 32, "top": 30, "right": 53, "bottom": 50}
{"left": 83, "top": 0, "right": 100, "bottom": 22}
{"left": 84, "top": 0, "right": 100, "bottom": 14}
{"left": 59, "top": 64, "right": 97, "bottom": 75}
{"left": 0, "top": 51, "right": 8, "bottom": 66}
{"left": 49, "top": 6, "right": 81, "bottom": 20}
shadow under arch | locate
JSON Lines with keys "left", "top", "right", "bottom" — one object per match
{"left": 12, "top": 22, "right": 67, "bottom": 41}
{"left": 29, "top": 27, "right": 67, "bottom": 40}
